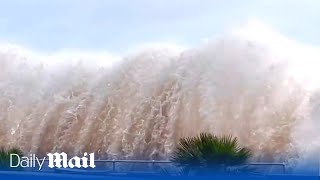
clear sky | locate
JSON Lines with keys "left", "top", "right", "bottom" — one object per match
{"left": 0, "top": 0, "right": 319, "bottom": 54}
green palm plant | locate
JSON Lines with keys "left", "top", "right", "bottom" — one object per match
{"left": 0, "top": 147, "right": 23, "bottom": 171}
{"left": 171, "top": 133, "right": 252, "bottom": 175}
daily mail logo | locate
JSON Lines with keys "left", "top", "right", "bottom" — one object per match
{"left": 10, "top": 152, "right": 95, "bottom": 170}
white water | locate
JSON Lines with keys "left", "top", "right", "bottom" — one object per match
{"left": 0, "top": 22, "right": 319, "bottom": 172}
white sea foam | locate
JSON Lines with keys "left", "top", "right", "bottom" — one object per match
{"left": 0, "top": 21, "right": 318, "bottom": 173}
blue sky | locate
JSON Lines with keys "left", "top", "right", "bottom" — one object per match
{"left": 0, "top": 0, "right": 319, "bottom": 54}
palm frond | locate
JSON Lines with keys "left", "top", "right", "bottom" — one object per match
{"left": 171, "top": 133, "right": 252, "bottom": 175}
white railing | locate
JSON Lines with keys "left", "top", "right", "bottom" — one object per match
{"left": 247, "top": 162, "right": 286, "bottom": 174}
{"left": 39, "top": 159, "right": 286, "bottom": 174}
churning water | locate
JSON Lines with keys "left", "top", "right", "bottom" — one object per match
{"left": 0, "top": 22, "right": 319, "bottom": 173}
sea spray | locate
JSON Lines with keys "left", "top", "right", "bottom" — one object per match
{"left": 0, "top": 24, "right": 319, "bottom": 174}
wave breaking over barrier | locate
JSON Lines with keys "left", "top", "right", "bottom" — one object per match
{"left": 0, "top": 22, "right": 319, "bottom": 173}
